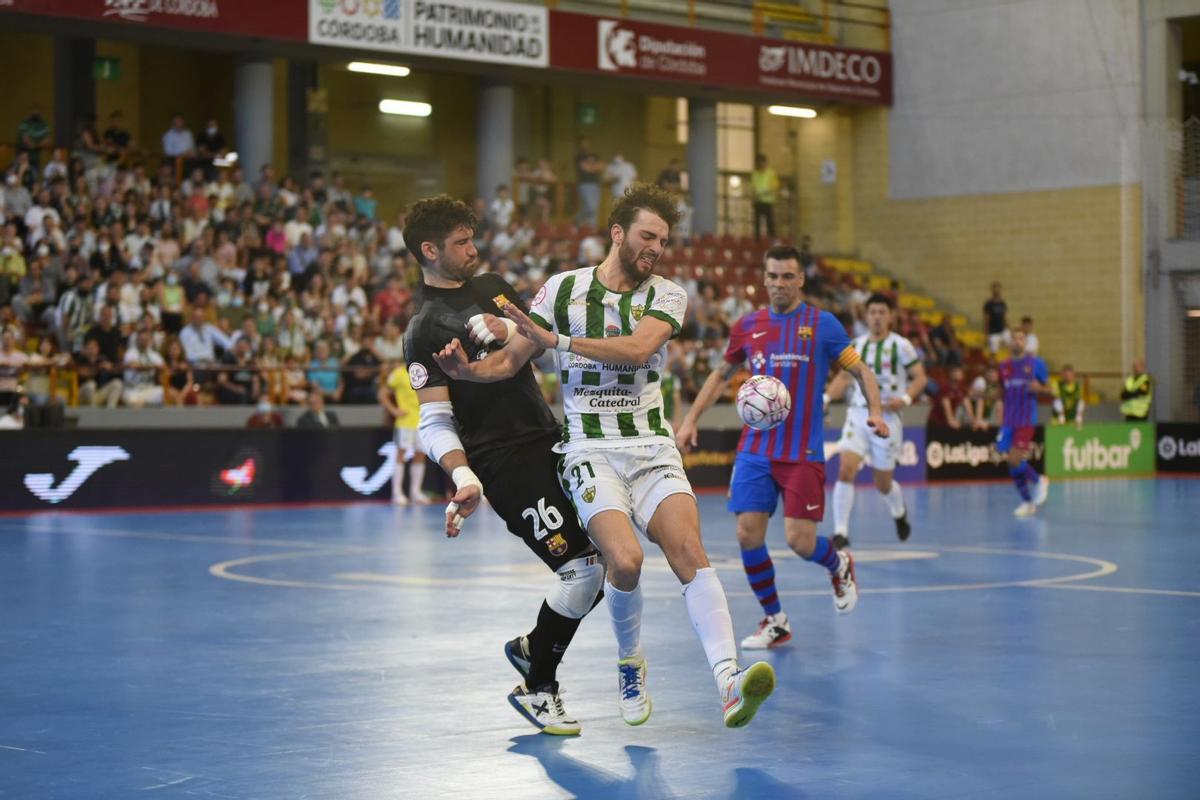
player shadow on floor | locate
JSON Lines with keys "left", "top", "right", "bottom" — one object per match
{"left": 508, "top": 737, "right": 673, "bottom": 798}
{"left": 507, "top": 736, "right": 810, "bottom": 799}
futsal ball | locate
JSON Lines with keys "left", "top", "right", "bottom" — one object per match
{"left": 736, "top": 375, "right": 792, "bottom": 431}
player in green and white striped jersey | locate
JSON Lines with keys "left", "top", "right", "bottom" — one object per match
{"left": 434, "top": 184, "right": 775, "bottom": 730}
{"left": 826, "top": 293, "right": 927, "bottom": 548}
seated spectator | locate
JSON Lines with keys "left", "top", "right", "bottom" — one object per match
{"left": 162, "top": 112, "right": 196, "bottom": 166}
{"left": 25, "top": 336, "right": 68, "bottom": 406}
{"left": 216, "top": 337, "right": 259, "bottom": 405}
{"left": 121, "top": 329, "right": 165, "bottom": 407}
{"left": 969, "top": 364, "right": 1002, "bottom": 429}
{"left": 194, "top": 118, "right": 226, "bottom": 179}
{"left": 163, "top": 338, "right": 196, "bottom": 405}
{"left": 12, "top": 254, "right": 57, "bottom": 330}
{"left": 307, "top": 339, "right": 343, "bottom": 402}
{"left": 16, "top": 105, "right": 50, "bottom": 168}
{"left": 929, "top": 313, "right": 963, "bottom": 367}
{"left": 282, "top": 353, "right": 309, "bottom": 405}
{"left": 74, "top": 337, "right": 123, "bottom": 407}
{"left": 927, "top": 365, "right": 974, "bottom": 429}
{"left": 354, "top": 186, "right": 378, "bottom": 221}
{"left": 342, "top": 339, "right": 381, "bottom": 404}
{"left": 296, "top": 387, "right": 339, "bottom": 429}
{"left": 1018, "top": 315, "right": 1039, "bottom": 355}
{"left": 85, "top": 305, "right": 124, "bottom": 364}
{"left": 102, "top": 111, "right": 133, "bottom": 161}
{"left": 372, "top": 316, "right": 405, "bottom": 362}
{"left": 246, "top": 392, "right": 285, "bottom": 429}
{"left": 0, "top": 328, "right": 27, "bottom": 409}
{"left": 179, "top": 306, "right": 230, "bottom": 367}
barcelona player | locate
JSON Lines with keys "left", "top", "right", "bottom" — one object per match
{"left": 676, "top": 245, "right": 888, "bottom": 650}
{"left": 998, "top": 328, "right": 1050, "bottom": 517}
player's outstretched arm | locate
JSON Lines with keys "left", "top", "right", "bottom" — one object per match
{"left": 432, "top": 335, "right": 538, "bottom": 383}
{"left": 676, "top": 360, "right": 738, "bottom": 452}
{"left": 845, "top": 360, "right": 890, "bottom": 438}
{"left": 504, "top": 303, "right": 674, "bottom": 366}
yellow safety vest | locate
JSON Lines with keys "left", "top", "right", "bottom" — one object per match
{"left": 1120, "top": 374, "right": 1152, "bottom": 418}
{"left": 751, "top": 169, "right": 778, "bottom": 204}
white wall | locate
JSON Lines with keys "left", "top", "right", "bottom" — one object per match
{"left": 888, "top": 0, "right": 1141, "bottom": 198}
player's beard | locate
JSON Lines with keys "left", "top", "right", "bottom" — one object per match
{"left": 445, "top": 255, "right": 477, "bottom": 283}
{"left": 618, "top": 239, "right": 657, "bottom": 284}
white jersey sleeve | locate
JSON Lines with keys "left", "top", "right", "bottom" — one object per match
{"left": 643, "top": 282, "right": 687, "bottom": 337}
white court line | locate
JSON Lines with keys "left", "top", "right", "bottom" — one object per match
{"left": 0, "top": 744, "right": 46, "bottom": 754}
{"left": 209, "top": 546, "right": 1123, "bottom": 598}
{"left": 1037, "top": 583, "right": 1200, "bottom": 598}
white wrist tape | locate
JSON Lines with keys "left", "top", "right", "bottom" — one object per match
{"left": 555, "top": 333, "right": 572, "bottom": 353}
{"left": 901, "top": 393, "right": 913, "bottom": 407}
{"left": 417, "top": 401, "right": 464, "bottom": 466}
{"left": 822, "top": 392, "right": 831, "bottom": 407}
{"left": 466, "top": 314, "right": 517, "bottom": 346}
{"left": 451, "top": 465, "right": 483, "bottom": 492}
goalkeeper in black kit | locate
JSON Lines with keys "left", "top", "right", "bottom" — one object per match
{"left": 402, "top": 195, "right": 603, "bottom": 735}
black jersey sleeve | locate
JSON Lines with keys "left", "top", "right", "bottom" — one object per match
{"left": 401, "top": 312, "right": 449, "bottom": 391}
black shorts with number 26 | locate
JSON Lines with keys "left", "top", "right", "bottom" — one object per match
{"left": 472, "top": 432, "right": 595, "bottom": 571}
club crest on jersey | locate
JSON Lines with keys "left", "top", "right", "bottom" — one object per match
{"left": 581, "top": 486, "right": 596, "bottom": 503}
{"left": 546, "top": 533, "right": 569, "bottom": 556}
{"left": 751, "top": 351, "right": 766, "bottom": 370}
{"left": 631, "top": 304, "right": 645, "bottom": 321}
{"left": 408, "top": 362, "right": 428, "bottom": 389}
{"left": 798, "top": 325, "right": 814, "bottom": 339}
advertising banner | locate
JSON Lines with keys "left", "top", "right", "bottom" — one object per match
{"left": 0, "top": 0, "right": 306, "bottom": 41}
{"left": 924, "top": 426, "right": 1045, "bottom": 482}
{"left": 549, "top": 10, "right": 892, "bottom": 105}
{"left": 1044, "top": 422, "right": 1155, "bottom": 479}
{"left": 1, "top": 428, "right": 403, "bottom": 512}
{"left": 309, "top": 0, "right": 548, "bottom": 68}
{"left": 1156, "top": 422, "right": 1200, "bottom": 473}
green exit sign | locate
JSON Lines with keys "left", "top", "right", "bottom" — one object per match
{"left": 577, "top": 104, "right": 598, "bottom": 126}
{"left": 93, "top": 57, "right": 121, "bottom": 82}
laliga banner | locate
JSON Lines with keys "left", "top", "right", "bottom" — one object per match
{"left": 924, "top": 426, "right": 1045, "bottom": 481}
{"left": 1156, "top": 422, "right": 1200, "bottom": 473}
{"left": 309, "top": 0, "right": 547, "bottom": 68}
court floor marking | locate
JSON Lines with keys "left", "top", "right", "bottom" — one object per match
{"left": 207, "top": 545, "right": 1123, "bottom": 599}
{"left": 1037, "top": 583, "right": 1200, "bottom": 598}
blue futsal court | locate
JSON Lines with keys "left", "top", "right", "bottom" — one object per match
{"left": 2, "top": 477, "right": 1198, "bottom": 799}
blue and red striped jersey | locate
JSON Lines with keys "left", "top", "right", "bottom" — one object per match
{"left": 724, "top": 304, "right": 860, "bottom": 463}
{"left": 999, "top": 354, "right": 1048, "bottom": 428}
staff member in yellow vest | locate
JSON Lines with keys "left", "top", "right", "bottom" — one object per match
{"left": 1119, "top": 359, "right": 1153, "bottom": 421}
{"left": 751, "top": 154, "right": 779, "bottom": 241}
{"left": 379, "top": 360, "right": 426, "bottom": 505}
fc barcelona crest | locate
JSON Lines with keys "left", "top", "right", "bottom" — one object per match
{"left": 582, "top": 486, "right": 596, "bottom": 503}
{"left": 546, "top": 533, "right": 569, "bottom": 556}
{"left": 798, "top": 325, "right": 814, "bottom": 339}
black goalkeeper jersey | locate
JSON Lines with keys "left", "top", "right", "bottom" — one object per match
{"left": 403, "top": 272, "right": 559, "bottom": 462}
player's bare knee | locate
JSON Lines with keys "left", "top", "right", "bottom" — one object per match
{"left": 875, "top": 473, "right": 893, "bottom": 494}
{"left": 607, "top": 549, "right": 643, "bottom": 588}
{"left": 785, "top": 521, "right": 817, "bottom": 556}
{"left": 735, "top": 521, "right": 765, "bottom": 550}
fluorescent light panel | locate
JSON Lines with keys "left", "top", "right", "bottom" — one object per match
{"left": 379, "top": 99, "right": 432, "bottom": 117}
{"left": 349, "top": 61, "right": 411, "bottom": 77}
{"left": 768, "top": 105, "right": 817, "bottom": 119}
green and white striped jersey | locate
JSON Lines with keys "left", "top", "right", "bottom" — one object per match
{"left": 528, "top": 266, "right": 687, "bottom": 452}
{"left": 849, "top": 332, "right": 921, "bottom": 407}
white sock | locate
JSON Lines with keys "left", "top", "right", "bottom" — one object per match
{"left": 682, "top": 567, "right": 738, "bottom": 687}
{"left": 883, "top": 481, "right": 906, "bottom": 518}
{"left": 605, "top": 581, "right": 643, "bottom": 660}
{"left": 833, "top": 481, "right": 855, "bottom": 535}
{"left": 408, "top": 457, "right": 425, "bottom": 500}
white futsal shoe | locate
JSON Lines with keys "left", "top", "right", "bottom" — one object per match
{"left": 831, "top": 551, "right": 858, "bottom": 614}
{"left": 617, "top": 655, "right": 652, "bottom": 726}
{"left": 740, "top": 613, "right": 792, "bottom": 650}
{"left": 508, "top": 682, "right": 581, "bottom": 736}
{"left": 721, "top": 661, "right": 777, "bottom": 728}
{"left": 1014, "top": 501, "right": 1037, "bottom": 518}
{"left": 1034, "top": 476, "right": 1050, "bottom": 507}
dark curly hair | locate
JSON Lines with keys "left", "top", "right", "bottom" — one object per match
{"left": 403, "top": 195, "right": 477, "bottom": 267}
{"left": 607, "top": 182, "right": 680, "bottom": 234}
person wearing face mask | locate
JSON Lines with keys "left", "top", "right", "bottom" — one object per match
{"left": 195, "top": 118, "right": 226, "bottom": 180}
{"left": 3, "top": 172, "right": 32, "bottom": 220}
{"left": 246, "top": 392, "right": 284, "bottom": 429}
{"left": 158, "top": 271, "right": 186, "bottom": 334}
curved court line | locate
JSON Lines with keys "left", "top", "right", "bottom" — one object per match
{"left": 1037, "top": 583, "right": 1200, "bottom": 598}
{"left": 209, "top": 545, "right": 1121, "bottom": 597}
